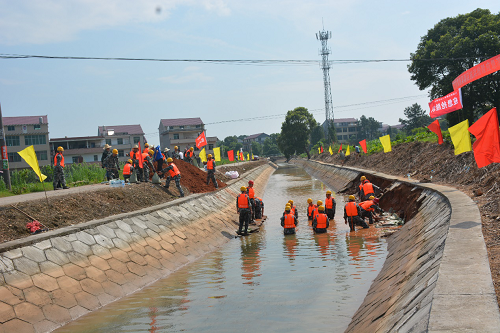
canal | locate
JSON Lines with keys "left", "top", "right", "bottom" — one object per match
{"left": 55, "top": 164, "right": 388, "bottom": 332}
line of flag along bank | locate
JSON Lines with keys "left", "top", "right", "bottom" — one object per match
{"left": 319, "top": 53, "right": 500, "bottom": 169}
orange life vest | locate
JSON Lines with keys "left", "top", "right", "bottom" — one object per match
{"left": 168, "top": 163, "right": 180, "bottom": 177}
{"left": 238, "top": 193, "right": 249, "bottom": 208}
{"left": 123, "top": 163, "right": 132, "bottom": 175}
{"left": 283, "top": 213, "right": 296, "bottom": 228}
{"left": 360, "top": 200, "right": 375, "bottom": 212}
{"left": 315, "top": 214, "right": 328, "bottom": 229}
{"left": 362, "top": 182, "right": 374, "bottom": 195}
{"left": 325, "top": 196, "right": 334, "bottom": 209}
{"left": 207, "top": 159, "right": 215, "bottom": 170}
{"left": 129, "top": 150, "right": 140, "bottom": 160}
{"left": 307, "top": 204, "right": 316, "bottom": 217}
{"left": 345, "top": 202, "right": 359, "bottom": 217}
{"left": 143, "top": 147, "right": 150, "bottom": 154}
{"left": 54, "top": 152, "right": 64, "bottom": 167}
{"left": 186, "top": 150, "right": 193, "bottom": 158}
{"left": 248, "top": 187, "right": 255, "bottom": 199}
{"left": 142, "top": 152, "right": 149, "bottom": 160}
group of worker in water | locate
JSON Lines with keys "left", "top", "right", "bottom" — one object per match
{"left": 236, "top": 180, "right": 265, "bottom": 235}
{"left": 279, "top": 175, "right": 383, "bottom": 235}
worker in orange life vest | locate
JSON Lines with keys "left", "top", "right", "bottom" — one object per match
{"left": 206, "top": 154, "right": 218, "bottom": 188}
{"left": 247, "top": 180, "right": 256, "bottom": 222}
{"left": 312, "top": 206, "right": 329, "bottom": 234}
{"left": 53, "top": 146, "right": 69, "bottom": 190}
{"left": 361, "top": 179, "right": 382, "bottom": 201}
{"left": 254, "top": 197, "right": 264, "bottom": 219}
{"left": 236, "top": 186, "right": 252, "bottom": 235}
{"left": 129, "top": 144, "right": 143, "bottom": 182}
{"left": 288, "top": 200, "right": 298, "bottom": 219}
{"left": 158, "top": 157, "right": 184, "bottom": 197}
{"left": 311, "top": 200, "right": 323, "bottom": 222}
{"left": 359, "top": 196, "right": 383, "bottom": 224}
{"left": 344, "top": 195, "right": 369, "bottom": 231}
{"left": 123, "top": 159, "right": 134, "bottom": 183}
{"left": 358, "top": 175, "right": 367, "bottom": 199}
{"left": 281, "top": 205, "right": 298, "bottom": 235}
{"left": 324, "top": 190, "right": 336, "bottom": 220}
{"left": 307, "top": 198, "right": 316, "bottom": 221}
{"left": 184, "top": 147, "right": 195, "bottom": 164}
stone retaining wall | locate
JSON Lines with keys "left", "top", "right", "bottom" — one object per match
{"left": 0, "top": 163, "right": 275, "bottom": 333}
{"left": 294, "top": 159, "right": 500, "bottom": 332}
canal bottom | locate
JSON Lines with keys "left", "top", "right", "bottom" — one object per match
{"left": 55, "top": 164, "right": 387, "bottom": 333}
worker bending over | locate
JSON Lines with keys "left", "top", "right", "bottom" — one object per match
{"left": 159, "top": 157, "right": 184, "bottom": 197}
{"left": 344, "top": 195, "right": 369, "bottom": 232}
{"left": 359, "top": 196, "right": 383, "bottom": 224}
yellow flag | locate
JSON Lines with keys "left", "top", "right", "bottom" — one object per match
{"left": 213, "top": 147, "right": 221, "bottom": 161}
{"left": 247, "top": 153, "right": 250, "bottom": 161}
{"left": 318, "top": 147, "right": 321, "bottom": 154}
{"left": 379, "top": 135, "right": 392, "bottom": 153}
{"left": 449, "top": 119, "right": 472, "bottom": 155}
{"left": 199, "top": 147, "right": 207, "bottom": 163}
{"left": 17, "top": 146, "right": 47, "bottom": 182}
{"left": 346, "top": 145, "right": 350, "bottom": 156}
{"left": 251, "top": 153, "right": 254, "bottom": 160}
{"left": 329, "top": 146, "right": 333, "bottom": 155}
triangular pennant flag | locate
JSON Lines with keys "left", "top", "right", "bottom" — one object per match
{"left": 379, "top": 135, "right": 392, "bottom": 153}
{"left": 449, "top": 119, "right": 471, "bottom": 155}
{"left": 346, "top": 145, "right": 350, "bottom": 156}
{"left": 17, "top": 146, "right": 47, "bottom": 182}
{"left": 228, "top": 150, "right": 234, "bottom": 162}
{"left": 320, "top": 146, "right": 324, "bottom": 153}
{"left": 427, "top": 120, "right": 443, "bottom": 144}
{"left": 338, "top": 144, "right": 342, "bottom": 153}
{"left": 359, "top": 139, "right": 367, "bottom": 153}
{"left": 329, "top": 146, "right": 333, "bottom": 155}
{"left": 468, "top": 108, "right": 500, "bottom": 168}
{"left": 213, "top": 147, "right": 221, "bottom": 162}
{"left": 318, "top": 147, "right": 321, "bottom": 154}
{"left": 240, "top": 152, "right": 244, "bottom": 160}
{"left": 247, "top": 153, "right": 250, "bottom": 161}
{"left": 251, "top": 153, "right": 254, "bottom": 160}
{"left": 199, "top": 147, "right": 207, "bottom": 163}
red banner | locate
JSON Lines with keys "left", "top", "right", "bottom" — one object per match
{"left": 359, "top": 140, "right": 367, "bottom": 153}
{"left": 1, "top": 145, "right": 7, "bottom": 160}
{"left": 429, "top": 89, "right": 463, "bottom": 118}
{"left": 137, "top": 142, "right": 144, "bottom": 168}
{"left": 227, "top": 150, "right": 234, "bottom": 161}
{"left": 195, "top": 132, "right": 207, "bottom": 149}
{"left": 453, "top": 53, "right": 500, "bottom": 90}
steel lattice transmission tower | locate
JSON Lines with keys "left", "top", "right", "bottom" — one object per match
{"left": 316, "top": 29, "right": 334, "bottom": 140}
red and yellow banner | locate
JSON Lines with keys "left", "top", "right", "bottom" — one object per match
{"left": 429, "top": 89, "right": 463, "bottom": 118}
{"left": 452, "top": 54, "right": 500, "bottom": 90}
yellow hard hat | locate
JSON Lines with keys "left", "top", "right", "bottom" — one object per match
{"left": 288, "top": 200, "right": 293, "bottom": 205}
{"left": 149, "top": 149, "right": 154, "bottom": 155}
{"left": 326, "top": 190, "right": 332, "bottom": 195}
{"left": 112, "top": 149, "right": 118, "bottom": 154}
{"left": 369, "top": 195, "right": 375, "bottom": 200}
{"left": 307, "top": 198, "right": 312, "bottom": 203}
{"left": 174, "top": 146, "right": 178, "bottom": 150}
{"left": 240, "top": 186, "right": 247, "bottom": 192}
{"left": 317, "top": 200, "right": 323, "bottom": 206}
{"left": 349, "top": 195, "right": 356, "bottom": 201}
{"left": 318, "top": 205, "right": 325, "bottom": 211}
{"left": 127, "top": 159, "right": 132, "bottom": 164}
{"left": 285, "top": 206, "right": 291, "bottom": 211}
{"left": 207, "top": 154, "right": 212, "bottom": 158}
{"left": 190, "top": 147, "right": 194, "bottom": 151}
{"left": 167, "top": 157, "right": 173, "bottom": 163}
{"left": 360, "top": 176, "right": 366, "bottom": 181}
{"left": 144, "top": 143, "right": 149, "bottom": 147}
{"left": 57, "top": 146, "right": 64, "bottom": 152}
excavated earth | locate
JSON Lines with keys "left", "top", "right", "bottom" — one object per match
{"left": 0, "top": 160, "right": 266, "bottom": 244}
{"left": 315, "top": 140, "right": 500, "bottom": 306}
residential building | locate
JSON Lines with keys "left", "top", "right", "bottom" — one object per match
{"left": 333, "top": 118, "right": 359, "bottom": 143}
{"left": 379, "top": 124, "right": 404, "bottom": 136}
{"left": 3, "top": 115, "right": 50, "bottom": 170}
{"left": 159, "top": 117, "right": 217, "bottom": 155}
{"left": 243, "top": 133, "right": 269, "bottom": 152}
{"left": 49, "top": 124, "right": 146, "bottom": 165}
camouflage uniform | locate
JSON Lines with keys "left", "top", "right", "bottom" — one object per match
{"left": 53, "top": 153, "right": 67, "bottom": 189}
{"left": 104, "top": 154, "right": 120, "bottom": 180}
{"left": 172, "top": 150, "right": 180, "bottom": 159}
{"left": 160, "top": 164, "right": 184, "bottom": 197}
{"left": 129, "top": 149, "right": 143, "bottom": 182}
{"left": 101, "top": 149, "right": 111, "bottom": 168}
{"left": 142, "top": 155, "right": 152, "bottom": 183}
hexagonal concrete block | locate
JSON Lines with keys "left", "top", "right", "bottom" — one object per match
{"left": 33, "top": 319, "right": 59, "bottom": 333}
{"left": 4, "top": 271, "right": 33, "bottom": 290}
{"left": 39, "top": 261, "right": 65, "bottom": 278}
{"left": 0, "top": 286, "right": 23, "bottom": 306}
{"left": 130, "top": 243, "right": 147, "bottom": 256}
{"left": 33, "top": 239, "right": 52, "bottom": 251}
{"left": 71, "top": 241, "right": 93, "bottom": 256}
{"left": 114, "top": 229, "right": 133, "bottom": 243}
{"left": 112, "top": 238, "right": 132, "bottom": 252}
{"left": 145, "top": 229, "right": 162, "bottom": 242}
{"left": 80, "top": 278, "right": 104, "bottom": 296}
{"left": 0, "top": 301, "right": 15, "bottom": 323}
{"left": 74, "top": 291, "right": 100, "bottom": 310}
{"left": 23, "top": 286, "right": 50, "bottom": 306}
{"left": 1, "top": 318, "right": 35, "bottom": 333}
{"left": 14, "top": 301, "right": 45, "bottom": 324}
{"left": 75, "top": 231, "right": 96, "bottom": 246}
{"left": 32, "top": 273, "right": 59, "bottom": 292}
{"left": 51, "top": 238, "right": 73, "bottom": 253}
{"left": 110, "top": 249, "right": 130, "bottom": 263}
{"left": 93, "top": 235, "right": 114, "bottom": 249}
{"left": 90, "top": 244, "right": 112, "bottom": 259}
{"left": 144, "top": 255, "right": 162, "bottom": 269}
{"left": 126, "top": 262, "right": 147, "bottom": 277}
{"left": 42, "top": 303, "right": 72, "bottom": 324}
{"left": 45, "top": 248, "right": 70, "bottom": 266}
{"left": 51, "top": 289, "right": 77, "bottom": 309}
{"left": 131, "top": 224, "right": 149, "bottom": 238}
{"left": 130, "top": 217, "right": 147, "bottom": 229}
{"left": 104, "top": 270, "right": 126, "bottom": 285}
{"left": 12, "top": 257, "right": 40, "bottom": 276}
{"left": 145, "top": 238, "right": 162, "bottom": 251}
{"left": 97, "top": 293, "right": 116, "bottom": 307}
{"left": 145, "top": 246, "right": 163, "bottom": 260}
{"left": 84, "top": 266, "right": 107, "bottom": 283}
{"left": 100, "top": 281, "right": 123, "bottom": 298}
{"left": 68, "top": 305, "right": 90, "bottom": 320}
{"left": 128, "top": 252, "right": 147, "bottom": 266}
{"left": 96, "top": 225, "right": 117, "bottom": 239}
{"left": 21, "top": 247, "right": 47, "bottom": 263}
{"left": 62, "top": 263, "right": 87, "bottom": 281}
{"left": 88, "top": 255, "right": 110, "bottom": 271}
{"left": 106, "top": 259, "right": 128, "bottom": 275}
{"left": 56, "top": 276, "right": 82, "bottom": 295}
{"left": 115, "top": 220, "right": 133, "bottom": 233}
{"left": 67, "top": 252, "right": 91, "bottom": 268}
{"left": 2, "top": 249, "right": 22, "bottom": 260}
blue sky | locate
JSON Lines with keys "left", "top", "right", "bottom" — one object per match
{"left": 1, "top": 1, "right": 499, "bottom": 144}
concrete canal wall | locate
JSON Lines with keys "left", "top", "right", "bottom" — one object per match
{"left": 294, "top": 159, "right": 500, "bottom": 332}
{"left": 0, "top": 163, "right": 276, "bottom": 333}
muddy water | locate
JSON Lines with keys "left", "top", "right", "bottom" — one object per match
{"left": 55, "top": 164, "right": 387, "bottom": 333}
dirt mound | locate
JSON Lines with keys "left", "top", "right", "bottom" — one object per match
{"left": 167, "top": 159, "right": 226, "bottom": 193}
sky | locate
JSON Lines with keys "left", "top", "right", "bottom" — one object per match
{"left": 1, "top": 0, "right": 500, "bottom": 144}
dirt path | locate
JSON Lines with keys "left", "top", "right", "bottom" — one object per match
{"left": 314, "top": 141, "right": 500, "bottom": 306}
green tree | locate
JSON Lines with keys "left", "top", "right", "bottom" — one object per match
{"left": 221, "top": 136, "right": 243, "bottom": 156}
{"left": 310, "top": 124, "right": 324, "bottom": 146}
{"left": 278, "top": 107, "right": 317, "bottom": 160}
{"left": 408, "top": 8, "right": 500, "bottom": 126}
{"left": 250, "top": 142, "right": 263, "bottom": 156}
{"left": 357, "top": 115, "right": 382, "bottom": 140}
{"left": 399, "top": 103, "right": 432, "bottom": 131}
{"left": 262, "top": 133, "right": 281, "bottom": 156}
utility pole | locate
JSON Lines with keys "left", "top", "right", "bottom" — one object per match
{"left": 316, "top": 28, "right": 335, "bottom": 141}
{"left": 0, "top": 103, "right": 12, "bottom": 190}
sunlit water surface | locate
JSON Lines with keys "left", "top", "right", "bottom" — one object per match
{"left": 55, "top": 164, "right": 387, "bottom": 332}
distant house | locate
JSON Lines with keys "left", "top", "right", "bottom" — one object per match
{"left": 3, "top": 115, "right": 50, "bottom": 170}
{"left": 243, "top": 133, "right": 269, "bottom": 152}
{"left": 49, "top": 124, "right": 146, "bottom": 165}
{"left": 379, "top": 124, "right": 404, "bottom": 136}
{"left": 159, "top": 117, "right": 217, "bottom": 154}
{"left": 333, "top": 118, "right": 359, "bottom": 143}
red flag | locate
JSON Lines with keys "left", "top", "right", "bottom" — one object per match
{"left": 228, "top": 150, "right": 234, "bottom": 162}
{"left": 427, "top": 120, "right": 444, "bottom": 144}
{"left": 359, "top": 140, "right": 367, "bottom": 153}
{"left": 239, "top": 151, "right": 244, "bottom": 160}
{"left": 137, "top": 142, "right": 144, "bottom": 168}
{"left": 337, "top": 144, "right": 342, "bottom": 153}
{"left": 468, "top": 108, "right": 500, "bottom": 168}
{"left": 428, "top": 89, "right": 463, "bottom": 118}
{"left": 453, "top": 53, "right": 500, "bottom": 90}
{"left": 195, "top": 132, "right": 207, "bottom": 149}
{"left": 320, "top": 146, "right": 324, "bottom": 153}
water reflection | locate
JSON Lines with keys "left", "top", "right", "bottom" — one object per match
{"left": 55, "top": 164, "right": 387, "bottom": 333}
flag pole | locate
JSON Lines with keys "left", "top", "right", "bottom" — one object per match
{"left": 41, "top": 179, "right": 50, "bottom": 206}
